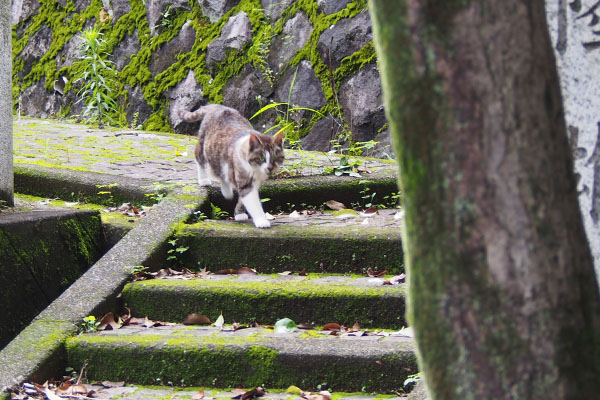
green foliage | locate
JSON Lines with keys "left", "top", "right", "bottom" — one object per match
{"left": 75, "top": 26, "right": 119, "bottom": 127}
{"left": 80, "top": 315, "right": 100, "bottom": 333}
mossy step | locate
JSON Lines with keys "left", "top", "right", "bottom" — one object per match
{"left": 57, "top": 384, "right": 407, "bottom": 400}
{"left": 123, "top": 274, "right": 406, "bottom": 328}
{"left": 173, "top": 210, "right": 403, "bottom": 274}
{"left": 66, "top": 325, "right": 417, "bottom": 392}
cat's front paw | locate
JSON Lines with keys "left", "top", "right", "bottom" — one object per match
{"left": 234, "top": 213, "right": 248, "bottom": 221}
{"left": 197, "top": 178, "right": 212, "bottom": 186}
{"left": 253, "top": 218, "right": 271, "bottom": 228}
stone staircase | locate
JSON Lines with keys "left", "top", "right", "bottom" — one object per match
{"left": 63, "top": 183, "right": 417, "bottom": 394}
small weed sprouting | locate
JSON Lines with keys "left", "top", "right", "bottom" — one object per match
{"left": 210, "top": 203, "right": 229, "bottom": 219}
{"left": 96, "top": 182, "right": 118, "bottom": 205}
{"left": 80, "top": 315, "right": 100, "bottom": 333}
{"left": 166, "top": 238, "right": 189, "bottom": 262}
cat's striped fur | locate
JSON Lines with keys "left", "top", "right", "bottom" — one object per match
{"left": 178, "top": 104, "right": 284, "bottom": 228}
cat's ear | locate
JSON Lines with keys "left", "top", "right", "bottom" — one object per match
{"left": 274, "top": 132, "right": 284, "bottom": 147}
{"left": 249, "top": 134, "right": 261, "bottom": 150}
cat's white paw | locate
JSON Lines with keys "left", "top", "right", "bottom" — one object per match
{"left": 197, "top": 178, "right": 212, "bottom": 186}
{"left": 234, "top": 213, "right": 248, "bottom": 221}
{"left": 253, "top": 218, "right": 271, "bottom": 228}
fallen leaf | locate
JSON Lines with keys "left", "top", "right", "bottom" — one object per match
{"left": 352, "top": 321, "right": 360, "bottom": 331}
{"left": 366, "top": 268, "right": 389, "bottom": 278}
{"left": 301, "top": 391, "right": 332, "bottom": 400}
{"left": 278, "top": 271, "right": 293, "bottom": 276}
{"left": 274, "top": 318, "right": 297, "bottom": 333}
{"left": 237, "top": 266, "right": 257, "bottom": 275}
{"left": 192, "top": 390, "right": 205, "bottom": 400}
{"left": 321, "top": 323, "right": 341, "bottom": 331}
{"left": 215, "top": 267, "right": 257, "bottom": 275}
{"left": 238, "top": 387, "right": 265, "bottom": 400}
{"left": 326, "top": 200, "right": 346, "bottom": 211}
{"left": 286, "top": 386, "right": 303, "bottom": 394}
{"left": 44, "top": 388, "right": 62, "bottom": 400}
{"left": 297, "top": 323, "right": 314, "bottom": 330}
{"left": 360, "top": 207, "right": 379, "bottom": 217}
{"left": 98, "top": 312, "right": 122, "bottom": 330}
{"left": 383, "top": 273, "right": 406, "bottom": 285}
{"left": 214, "top": 311, "right": 225, "bottom": 329}
{"left": 289, "top": 210, "right": 302, "bottom": 218}
{"left": 298, "top": 269, "right": 307, "bottom": 276}
{"left": 183, "top": 313, "right": 212, "bottom": 325}
{"left": 333, "top": 209, "right": 359, "bottom": 219}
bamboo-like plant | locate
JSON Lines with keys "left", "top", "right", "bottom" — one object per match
{"left": 75, "top": 27, "right": 118, "bottom": 127}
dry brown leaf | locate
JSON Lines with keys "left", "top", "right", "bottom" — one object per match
{"left": 237, "top": 266, "right": 258, "bottom": 275}
{"left": 183, "top": 313, "right": 212, "bottom": 325}
{"left": 298, "top": 269, "right": 307, "bottom": 276}
{"left": 193, "top": 390, "right": 205, "bottom": 400}
{"left": 325, "top": 200, "right": 346, "bottom": 211}
{"left": 362, "top": 206, "right": 379, "bottom": 215}
{"left": 366, "top": 268, "right": 389, "bottom": 278}
{"left": 352, "top": 321, "right": 360, "bottom": 331}
{"left": 232, "top": 387, "right": 265, "bottom": 400}
{"left": 215, "top": 268, "right": 240, "bottom": 275}
{"left": 98, "top": 312, "right": 122, "bottom": 330}
{"left": 321, "top": 323, "right": 341, "bottom": 331}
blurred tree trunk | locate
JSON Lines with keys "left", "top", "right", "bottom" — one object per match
{"left": 367, "top": 1, "right": 600, "bottom": 399}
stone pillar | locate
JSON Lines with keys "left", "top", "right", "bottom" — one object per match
{"left": 546, "top": 1, "right": 600, "bottom": 285}
{"left": 0, "top": 0, "right": 13, "bottom": 207}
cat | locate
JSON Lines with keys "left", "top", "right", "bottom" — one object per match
{"left": 178, "top": 104, "right": 284, "bottom": 228}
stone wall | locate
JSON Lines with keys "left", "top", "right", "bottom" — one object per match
{"left": 0, "top": 209, "right": 105, "bottom": 350}
{"left": 546, "top": 1, "right": 600, "bottom": 284}
{"left": 11, "top": 0, "right": 392, "bottom": 157}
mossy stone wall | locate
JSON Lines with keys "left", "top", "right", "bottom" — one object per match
{"left": 0, "top": 209, "right": 105, "bottom": 350}
{"left": 12, "top": 0, "right": 392, "bottom": 156}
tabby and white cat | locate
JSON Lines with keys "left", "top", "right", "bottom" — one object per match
{"left": 178, "top": 104, "right": 284, "bottom": 228}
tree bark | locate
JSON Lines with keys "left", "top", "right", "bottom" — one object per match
{"left": 368, "top": 1, "right": 600, "bottom": 399}
{"left": 0, "top": 0, "right": 13, "bottom": 206}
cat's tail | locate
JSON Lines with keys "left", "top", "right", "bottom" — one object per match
{"left": 178, "top": 106, "right": 208, "bottom": 123}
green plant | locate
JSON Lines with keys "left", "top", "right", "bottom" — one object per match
{"left": 80, "top": 315, "right": 100, "bottom": 333}
{"left": 166, "top": 238, "right": 189, "bottom": 262}
{"left": 250, "top": 66, "right": 323, "bottom": 145}
{"left": 75, "top": 26, "right": 118, "bottom": 127}
{"left": 403, "top": 372, "right": 421, "bottom": 392}
{"left": 156, "top": 5, "right": 174, "bottom": 32}
{"left": 96, "top": 182, "right": 118, "bottom": 205}
{"left": 210, "top": 203, "right": 229, "bottom": 219}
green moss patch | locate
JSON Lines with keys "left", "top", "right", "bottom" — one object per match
{"left": 65, "top": 326, "right": 417, "bottom": 391}
{"left": 170, "top": 219, "right": 402, "bottom": 274}
{"left": 0, "top": 209, "right": 104, "bottom": 349}
{"left": 122, "top": 275, "right": 406, "bottom": 328}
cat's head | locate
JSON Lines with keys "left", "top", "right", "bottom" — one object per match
{"left": 248, "top": 133, "right": 285, "bottom": 176}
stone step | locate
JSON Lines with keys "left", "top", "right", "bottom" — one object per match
{"left": 171, "top": 209, "right": 403, "bottom": 274}
{"left": 122, "top": 274, "right": 407, "bottom": 329}
{"left": 65, "top": 325, "right": 417, "bottom": 392}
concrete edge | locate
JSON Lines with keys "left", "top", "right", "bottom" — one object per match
{"left": 14, "top": 164, "right": 167, "bottom": 206}
{"left": 0, "top": 188, "right": 207, "bottom": 391}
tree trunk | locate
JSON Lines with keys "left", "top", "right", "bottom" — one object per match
{"left": 0, "top": 0, "right": 13, "bottom": 206}
{"left": 368, "top": 1, "right": 600, "bottom": 399}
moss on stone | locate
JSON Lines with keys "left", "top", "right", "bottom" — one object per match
{"left": 65, "top": 330, "right": 416, "bottom": 391}
{"left": 12, "top": 0, "right": 379, "bottom": 139}
{"left": 122, "top": 276, "right": 406, "bottom": 328}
